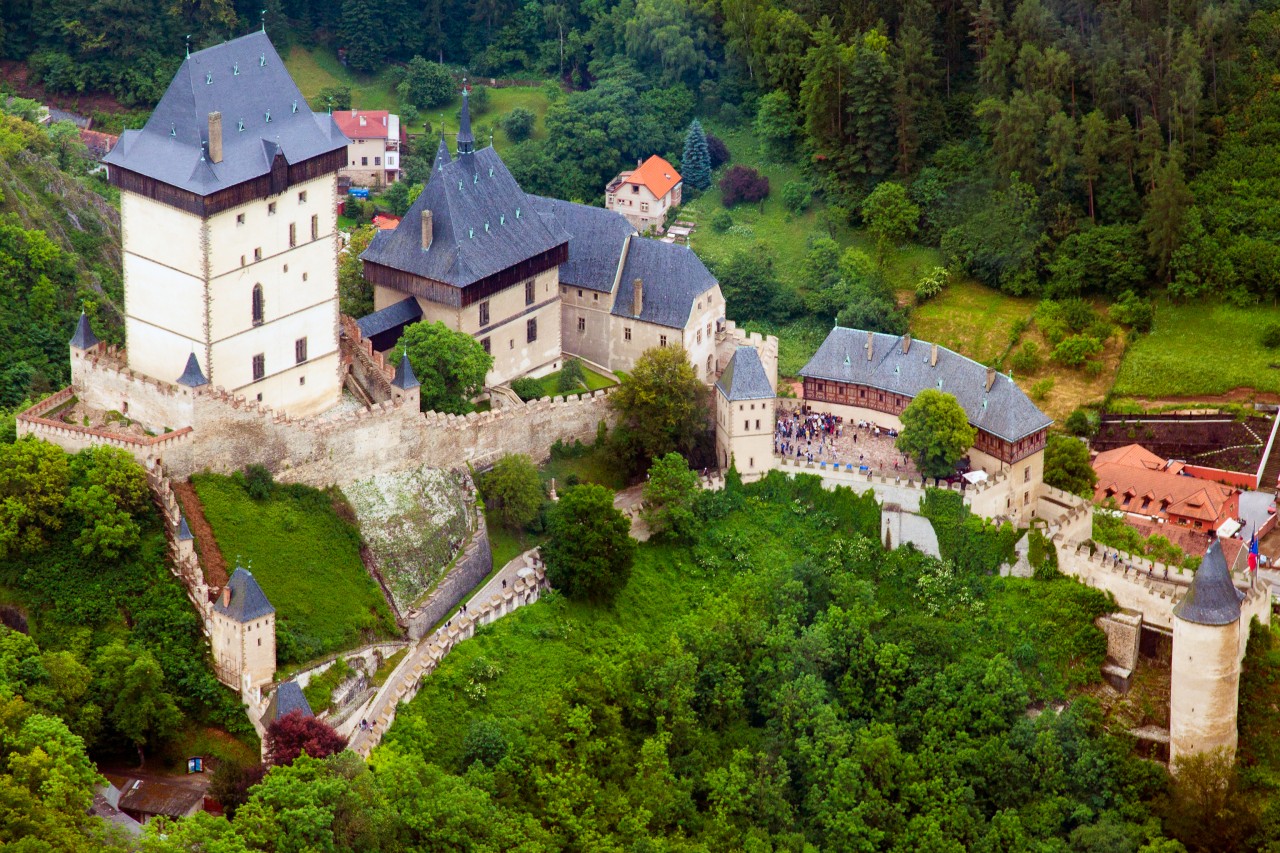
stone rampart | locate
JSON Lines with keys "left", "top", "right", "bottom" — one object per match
{"left": 404, "top": 509, "right": 494, "bottom": 640}
{"left": 72, "top": 344, "right": 197, "bottom": 431}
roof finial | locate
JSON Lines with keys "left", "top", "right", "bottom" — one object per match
{"left": 261, "top": 8, "right": 267, "bottom": 32}
{"left": 185, "top": 34, "right": 191, "bottom": 58}
{"left": 456, "top": 80, "right": 474, "bottom": 157}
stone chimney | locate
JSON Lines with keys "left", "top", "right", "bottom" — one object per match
{"left": 632, "top": 277, "right": 643, "bottom": 316}
{"left": 866, "top": 330, "right": 874, "bottom": 361}
{"left": 421, "top": 210, "right": 433, "bottom": 250}
{"left": 985, "top": 366, "right": 996, "bottom": 391}
{"left": 221, "top": 586, "right": 231, "bottom": 607}
{"left": 208, "top": 112, "right": 223, "bottom": 164}
{"left": 930, "top": 343, "right": 939, "bottom": 367}
{"left": 902, "top": 334, "right": 911, "bottom": 355}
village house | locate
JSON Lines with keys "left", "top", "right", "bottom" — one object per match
{"left": 605, "top": 155, "right": 682, "bottom": 233}
{"left": 333, "top": 109, "right": 402, "bottom": 187}
{"left": 359, "top": 93, "right": 724, "bottom": 386}
{"left": 1092, "top": 443, "right": 1241, "bottom": 534}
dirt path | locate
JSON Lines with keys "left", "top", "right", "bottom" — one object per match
{"left": 172, "top": 481, "right": 228, "bottom": 588}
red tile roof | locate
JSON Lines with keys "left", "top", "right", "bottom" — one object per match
{"left": 334, "top": 110, "right": 393, "bottom": 140}
{"left": 624, "top": 155, "right": 681, "bottom": 199}
{"left": 372, "top": 214, "right": 401, "bottom": 230}
{"left": 1093, "top": 443, "right": 1167, "bottom": 471}
{"left": 1093, "top": 443, "right": 1240, "bottom": 526}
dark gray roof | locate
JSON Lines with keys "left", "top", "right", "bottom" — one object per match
{"left": 433, "top": 135, "right": 451, "bottom": 171}
{"left": 213, "top": 567, "right": 275, "bottom": 622}
{"left": 356, "top": 297, "right": 422, "bottom": 339}
{"left": 613, "top": 238, "right": 719, "bottom": 330}
{"left": 103, "top": 32, "right": 347, "bottom": 195}
{"left": 178, "top": 515, "right": 194, "bottom": 541}
{"left": 267, "top": 681, "right": 314, "bottom": 723}
{"left": 70, "top": 312, "right": 99, "bottom": 349}
{"left": 533, "top": 197, "right": 635, "bottom": 292}
{"left": 1173, "top": 539, "right": 1244, "bottom": 626}
{"left": 391, "top": 353, "right": 420, "bottom": 390}
{"left": 177, "top": 352, "right": 209, "bottom": 387}
{"left": 717, "top": 347, "right": 774, "bottom": 401}
{"left": 361, "top": 146, "right": 568, "bottom": 288}
{"left": 799, "top": 328, "right": 1053, "bottom": 443}
{"left": 456, "top": 89, "right": 476, "bottom": 154}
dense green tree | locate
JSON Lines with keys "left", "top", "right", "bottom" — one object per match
{"left": 896, "top": 390, "right": 977, "bottom": 479}
{"left": 0, "top": 437, "right": 69, "bottom": 557}
{"left": 542, "top": 484, "right": 635, "bottom": 603}
{"left": 398, "top": 56, "right": 456, "bottom": 108}
{"left": 93, "top": 643, "right": 182, "bottom": 766}
{"left": 1043, "top": 435, "right": 1096, "bottom": 497}
{"left": 609, "top": 345, "right": 707, "bottom": 469}
{"left": 1047, "top": 225, "right": 1149, "bottom": 298}
{"left": 394, "top": 320, "right": 494, "bottom": 414}
{"left": 681, "top": 118, "right": 712, "bottom": 190}
{"left": 481, "top": 454, "right": 544, "bottom": 531}
{"left": 500, "top": 107, "right": 536, "bottom": 142}
{"left": 861, "top": 182, "right": 920, "bottom": 264}
{"left": 641, "top": 452, "right": 700, "bottom": 540}
{"left": 338, "top": 225, "right": 377, "bottom": 318}
{"left": 754, "top": 89, "right": 799, "bottom": 160}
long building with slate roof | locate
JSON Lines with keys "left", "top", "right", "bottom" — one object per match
{"left": 360, "top": 90, "right": 725, "bottom": 385}
{"left": 104, "top": 30, "right": 347, "bottom": 419}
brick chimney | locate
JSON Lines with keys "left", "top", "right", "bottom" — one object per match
{"left": 208, "top": 112, "right": 223, "bottom": 164}
{"left": 632, "top": 277, "right": 643, "bottom": 316}
{"left": 220, "top": 586, "right": 231, "bottom": 607}
{"left": 930, "top": 343, "right": 939, "bottom": 367}
{"left": 985, "top": 366, "right": 997, "bottom": 392}
{"left": 902, "top": 334, "right": 911, "bottom": 354}
{"left": 866, "top": 330, "right": 874, "bottom": 361}
{"left": 421, "top": 210, "right": 433, "bottom": 250}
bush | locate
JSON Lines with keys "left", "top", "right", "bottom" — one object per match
{"left": 557, "top": 358, "right": 586, "bottom": 393}
{"left": 914, "top": 267, "right": 950, "bottom": 303}
{"left": 1010, "top": 341, "right": 1042, "bottom": 375}
{"left": 1110, "top": 290, "right": 1155, "bottom": 333}
{"left": 500, "top": 107, "right": 535, "bottom": 142}
{"left": 243, "top": 464, "right": 275, "bottom": 500}
{"left": 706, "top": 132, "right": 730, "bottom": 169}
{"left": 781, "top": 180, "right": 811, "bottom": 213}
{"left": 1030, "top": 377, "right": 1054, "bottom": 401}
{"left": 710, "top": 210, "right": 733, "bottom": 232}
{"left": 470, "top": 85, "right": 491, "bottom": 114}
{"left": 510, "top": 378, "right": 545, "bottom": 401}
{"left": 316, "top": 85, "right": 352, "bottom": 111}
{"left": 461, "top": 718, "right": 508, "bottom": 769}
{"left": 1262, "top": 323, "right": 1280, "bottom": 349}
{"left": 720, "top": 165, "right": 769, "bottom": 207}
{"left": 1065, "top": 408, "right": 1095, "bottom": 436}
{"left": 1051, "top": 335, "right": 1104, "bottom": 368}
{"left": 397, "top": 57, "right": 454, "bottom": 109}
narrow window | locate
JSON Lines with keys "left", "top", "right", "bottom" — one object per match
{"left": 481, "top": 337, "right": 491, "bottom": 354}
{"left": 577, "top": 317, "right": 585, "bottom": 333}
{"left": 527, "top": 318, "right": 538, "bottom": 343}
{"left": 525, "top": 280, "right": 535, "bottom": 305}
{"left": 624, "top": 327, "right": 632, "bottom": 341}
{"left": 660, "top": 335, "right": 667, "bottom": 347}
{"left": 696, "top": 329, "right": 702, "bottom": 344}
{"left": 254, "top": 247, "right": 262, "bottom": 261}
{"left": 744, "top": 420, "right": 750, "bottom": 430}
{"left": 295, "top": 337, "right": 308, "bottom": 364}
{"left": 302, "top": 272, "right": 308, "bottom": 281}
{"left": 361, "top": 156, "right": 368, "bottom": 166}
{"left": 479, "top": 300, "right": 490, "bottom": 326}
{"left": 374, "top": 156, "right": 381, "bottom": 165}
{"left": 755, "top": 419, "right": 760, "bottom": 430}
{"left": 299, "top": 376, "right": 306, "bottom": 385}
{"left": 267, "top": 202, "right": 276, "bottom": 215}
{"left": 252, "top": 353, "right": 265, "bottom": 381}
{"left": 508, "top": 339, "right": 514, "bottom": 350}
{"left": 311, "top": 214, "right": 319, "bottom": 240}
{"left": 251, "top": 285, "right": 264, "bottom": 326}
{"left": 288, "top": 222, "right": 297, "bottom": 247}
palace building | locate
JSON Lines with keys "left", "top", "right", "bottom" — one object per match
{"left": 103, "top": 31, "right": 347, "bottom": 418}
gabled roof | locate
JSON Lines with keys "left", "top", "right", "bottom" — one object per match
{"left": 333, "top": 110, "right": 393, "bottom": 140}
{"left": 213, "top": 567, "right": 274, "bottom": 622}
{"left": 1173, "top": 539, "right": 1244, "bottom": 625}
{"left": 1094, "top": 444, "right": 1168, "bottom": 472}
{"left": 534, "top": 197, "right": 636, "bottom": 292}
{"left": 117, "top": 778, "right": 204, "bottom": 818}
{"left": 625, "top": 155, "right": 681, "bottom": 198}
{"left": 1093, "top": 461, "right": 1237, "bottom": 524}
{"left": 717, "top": 347, "right": 774, "bottom": 401}
{"left": 799, "top": 328, "right": 1053, "bottom": 443}
{"left": 356, "top": 297, "right": 422, "bottom": 340}
{"left": 266, "top": 681, "right": 314, "bottom": 723}
{"left": 70, "top": 312, "right": 99, "bottom": 350}
{"left": 613, "top": 238, "right": 719, "bottom": 330}
{"left": 103, "top": 31, "right": 348, "bottom": 196}
{"left": 361, "top": 146, "right": 568, "bottom": 288}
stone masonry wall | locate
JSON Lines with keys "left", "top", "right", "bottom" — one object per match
{"left": 404, "top": 508, "right": 494, "bottom": 640}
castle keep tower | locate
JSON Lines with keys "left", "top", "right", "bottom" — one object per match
{"left": 104, "top": 32, "right": 348, "bottom": 418}
{"left": 1170, "top": 539, "right": 1244, "bottom": 764}
{"left": 210, "top": 566, "right": 277, "bottom": 699}
{"left": 715, "top": 346, "right": 776, "bottom": 482}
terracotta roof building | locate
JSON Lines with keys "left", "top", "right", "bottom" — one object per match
{"left": 605, "top": 155, "right": 683, "bottom": 233}
{"left": 333, "top": 109, "right": 402, "bottom": 187}
{"left": 1093, "top": 443, "right": 1240, "bottom": 532}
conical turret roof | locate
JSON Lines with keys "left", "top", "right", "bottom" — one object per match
{"left": 1173, "top": 539, "right": 1245, "bottom": 626}
{"left": 70, "top": 312, "right": 99, "bottom": 350}
{"left": 177, "top": 352, "right": 209, "bottom": 387}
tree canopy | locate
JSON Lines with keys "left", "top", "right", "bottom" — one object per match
{"left": 541, "top": 484, "right": 636, "bottom": 603}
{"left": 1044, "top": 435, "right": 1097, "bottom": 497}
{"left": 896, "top": 390, "right": 977, "bottom": 479}
{"left": 609, "top": 346, "right": 707, "bottom": 473}
{"left": 480, "top": 454, "right": 544, "bottom": 531}
{"left": 394, "top": 320, "right": 494, "bottom": 414}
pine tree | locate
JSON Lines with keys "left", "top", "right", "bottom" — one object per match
{"left": 681, "top": 119, "right": 712, "bottom": 191}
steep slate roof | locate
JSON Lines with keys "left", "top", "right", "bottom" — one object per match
{"left": 1093, "top": 461, "right": 1237, "bottom": 524}
{"left": 177, "top": 352, "right": 209, "bottom": 387}
{"left": 534, "top": 197, "right": 636, "bottom": 292}
{"left": 717, "top": 347, "right": 774, "bottom": 401}
{"left": 356, "top": 297, "right": 422, "bottom": 340}
{"left": 178, "top": 515, "right": 194, "bottom": 541}
{"left": 333, "top": 110, "right": 393, "bottom": 140}
{"left": 625, "top": 155, "right": 681, "bottom": 198}
{"left": 361, "top": 145, "right": 568, "bottom": 288}
{"left": 613, "top": 238, "right": 719, "bottom": 329}
{"left": 1173, "top": 539, "right": 1244, "bottom": 625}
{"left": 70, "top": 312, "right": 99, "bottom": 349}
{"left": 799, "top": 328, "right": 1053, "bottom": 443}
{"left": 266, "top": 681, "right": 314, "bottom": 723}
{"left": 213, "top": 567, "right": 275, "bottom": 622}
{"left": 391, "top": 353, "right": 420, "bottom": 390}
{"left": 104, "top": 31, "right": 347, "bottom": 195}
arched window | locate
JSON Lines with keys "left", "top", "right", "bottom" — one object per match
{"left": 251, "top": 284, "right": 264, "bottom": 326}
{"left": 706, "top": 354, "right": 714, "bottom": 377}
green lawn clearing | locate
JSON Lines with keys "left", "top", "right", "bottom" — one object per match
{"left": 541, "top": 442, "right": 628, "bottom": 491}
{"left": 191, "top": 473, "right": 398, "bottom": 663}
{"left": 909, "top": 278, "right": 1036, "bottom": 367}
{"left": 535, "top": 362, "right": 617, "bottom": 397}
{"left": 1116, "top": 301, "right": 1280, "bottom": 398}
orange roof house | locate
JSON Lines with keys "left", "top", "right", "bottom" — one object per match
{"left": 334, "top": 110, "right": 402, "bottom": 188}
{"left": 605, "top": 155, "right": 683, "bottom": 234}
{"left": 1093, "top": 443, "right": 1239, "bottom": 531}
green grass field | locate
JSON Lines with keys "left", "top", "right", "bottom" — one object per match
{"left": 534, "top": 362, "right": 616, "bottom": 397}
{"left": 191, "top": 474, "right": 398, "bottom": 662}
{"left": 910, "top": 278, "right": 1036, "bottom": 367}
{"left": 1115, "top": 301, "right": 1280, "bottom": 398}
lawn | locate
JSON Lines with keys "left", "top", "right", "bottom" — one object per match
{"left": 541, "top": 442, "right": 628, "bottom": 491}
{"left": 534, "top": 362, "right": 617, "bottom": 397}
{"left": 1116, "top": 301, "right": 1280, "bottom": 398}
{"left": 909, "top": 278, "right": 1035, "bottom": 367}
{"left": 191, "top": 474, "right": 399, "bottom": 663}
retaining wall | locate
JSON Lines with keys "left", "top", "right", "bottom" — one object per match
{"left": 404, "top": 509, "right": 494, "bottom": 640}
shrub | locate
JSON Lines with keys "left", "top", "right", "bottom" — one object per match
{"left": 243, "top": 464, "right": 275, "bottom": 500}
{"left": 710, "top": 210, "right": 733, "bottom": 232}
{"left": 1010, "top": 341, "right": 1042, "bottom": 375}
{"left": 914, "top": 266, "right": 950, "bottom": 303}
{"left": 1110, "top": 290, "right": 1155, "bottom": 333}
{"left": 557, "top": 358, "right": 585, "bottom": 393}
{"left": 1051, "top": 335, "right": 1104, "bottom": 368}
{"left": 781, "top": 180, "right": 811, "bottom": 213}
{"left": 316, "top": 85, "right": 352, "bottom": 111}
{"left": 706, "top": 132, "right": 730, "bottom": 169}
{"left": 1065, "top": 408, "right": 1095, "bottom": 437}
{"left": 396, "top": 57, "right": 454, "bottom": 109}
{"left": 470, "top": 85, "right": 491, "bottom": 114}
{"left": 500, "top": 107, "right": 535, "bottom": 142}
{"left": 510, "top": 377, "right": 544, "bottom": 401}
{"left": 1262, "top": 323, "right": 1280, "bottom": 349}
{"left": 720, "top": 165, "right": 769, "bottom": 207}
{"left": 461, "top": 718, "right": 508, "bottom": 769}
{"left": 1031, "top": 377, "right": 1054, "bottom": 401}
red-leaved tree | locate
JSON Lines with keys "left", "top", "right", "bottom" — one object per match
{"left": 265, "top": 710, "right": 347, "bottom": 766}
{"left": 720, "top": 165, "right": 769, "bottom": 207}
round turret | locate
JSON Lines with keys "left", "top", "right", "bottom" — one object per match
{"left": 1170, "top": 538, "right": 1245, "bottom": 765}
